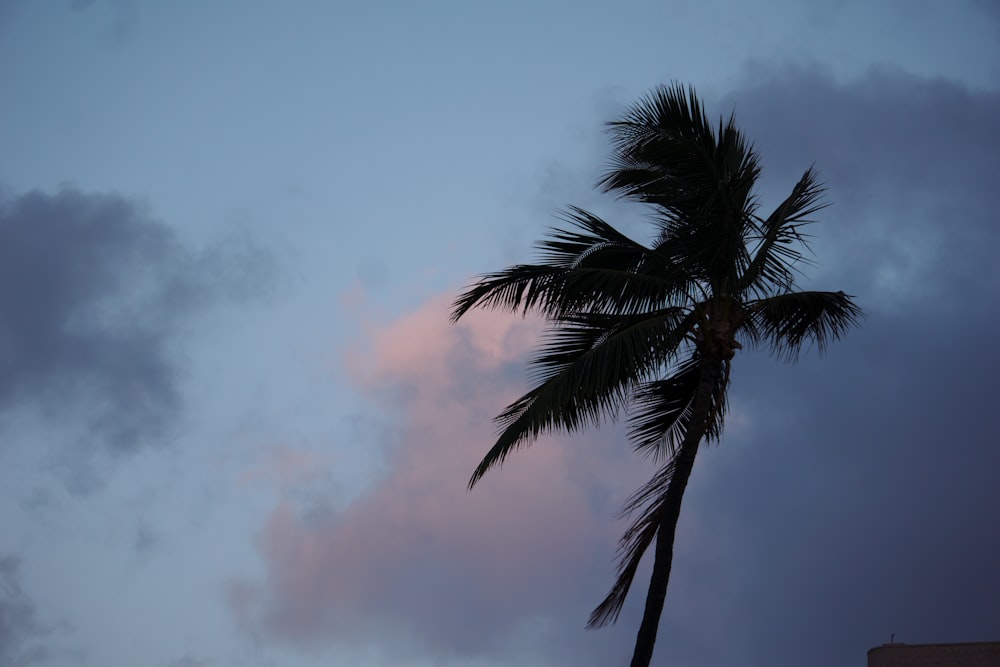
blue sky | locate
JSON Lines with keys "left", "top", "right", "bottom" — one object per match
{"left": 1, "top": 2, "right": 998, "bottom": 666}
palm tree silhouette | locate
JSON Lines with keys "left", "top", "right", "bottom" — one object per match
{"left": 451, "top": 83, "right": 862, "bottom": 667}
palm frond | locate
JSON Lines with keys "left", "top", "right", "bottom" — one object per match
{"left": 740, "top": 168, "right": 827, "bottom": 296}
{"left": 530, "top": 310, "right": 692, "bottom": 385}
{"left": 589, "top": 358, "right": 728, "bottom": 628}
{"left": 587, "top": 458, "right": 677, "bottom": 629}
{"left": 743, "top": 290, "right": 863, "bottom": 361}
{"left": 536, "top": 207, "right": 651, "bottom": 268}
{"left": 628, "top": 355, "right": 728, "bottom": 458}
{"left": 598, "top": 84, "right": 762, "bottom": 296}
{"left": 598, "top": 83, "right": 722, "bottom": 212}
{"left": 647, "top": 203, "right": 753, "bottom": 298}
{"left": 539, "top": 207, "right": 699, "bottom": 314}
{"left": 714, "top": 113, "right": 761, "bottom": 213}
{"left": 467, "top": 308, "right": 696, "bottom": 488}
{"left": 626, "top": 359, "right": 700, "bottom": 458}
{"left": 451, "top": 263, "right": 568, "bottom": 321}
{"left": 451, "top": 208, "right": 693, "bottom": 321}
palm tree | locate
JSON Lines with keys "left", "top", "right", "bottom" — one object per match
{"left": 451, "top": 83, "right": 861, "bottom": 667}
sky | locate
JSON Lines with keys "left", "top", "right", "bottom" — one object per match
{"left": 0, "top": 1, "right": 998, "bottom": 666}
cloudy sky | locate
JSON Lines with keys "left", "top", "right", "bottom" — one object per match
{"left": 1, "top": 1, "right": 998, "bottom": 666}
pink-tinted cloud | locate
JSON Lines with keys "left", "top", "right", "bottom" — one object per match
{"left": 230, "top": 292, "right": 650, "bottom": 661}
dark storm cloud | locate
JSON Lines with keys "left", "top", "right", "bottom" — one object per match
{"left": 0, "top": 187, "right": 270, "bottom": 460}
{"left": 620, "top": 68, "right": 1000, "bottom": 666}
{"left": 724, "top": 67, "right": 999, "bottom": 304}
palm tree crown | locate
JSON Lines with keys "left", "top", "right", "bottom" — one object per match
{"left": 451, "top": 83, "right": 861, "bottom": 667}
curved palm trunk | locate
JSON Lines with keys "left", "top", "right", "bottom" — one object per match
{"left": 630, "top": 358, "right": 723, "bottom": 667}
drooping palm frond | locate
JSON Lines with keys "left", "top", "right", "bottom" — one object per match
{"left": 627, "top": 354, "right": 730, "bottom": 458}
{"left": 586, "top": 456, "right": 677, "bottom": 629}
{"left": 588, "top": 359, "right": 729, "bottom": 628}
{"left": 740, "top": 167, "right": 827, "bottom": 296}
{"left": 467, "top": 307, "right": 697, "bottom": 488}
{"left": 626, "top": 358, "right": 701, "bottom": 459}
{"left": 451, "top": 208, "right": 693, "bottom": 321}
{"left": 529, "top": 310, "right": 694, "bottom": 387}
{"left": 743, "top": 290, "right": 863, "bottom": 361}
